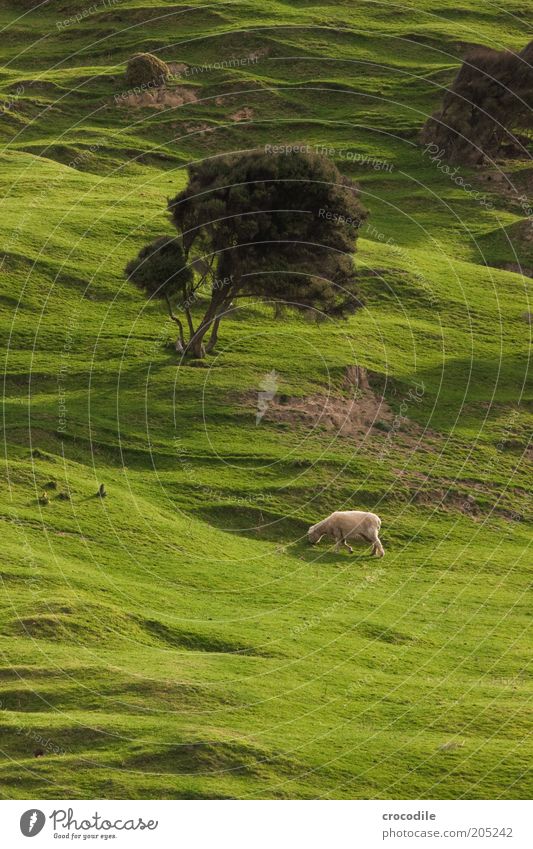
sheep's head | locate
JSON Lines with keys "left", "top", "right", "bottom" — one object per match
{"left": 307, "top": 524, "right": 321, "bottom": 544}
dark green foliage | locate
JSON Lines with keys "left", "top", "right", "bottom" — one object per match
{"left": 125, "top": 236, "right": 194, "bottom": 352}
{"left": 420, "top": 39, "right": 533, "bottom": 163}
{"left": 166, "top": 149, "right": 367, "bottom": 354}
{"left": 125, "top": 236, "right": 192, "bottom": 302}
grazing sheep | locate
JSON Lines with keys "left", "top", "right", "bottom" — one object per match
{"left": 308, "top": 510, "right": 385, "bottom": 557}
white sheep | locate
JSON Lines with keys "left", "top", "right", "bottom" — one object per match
{"left": 308, "top": 510, "right": 385, "bottom": 557}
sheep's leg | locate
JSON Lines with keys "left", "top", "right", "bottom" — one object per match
{"left": 373, "top": 536, "right": 385, "bottom": 557}
{"left": 334, "top": 530, "right": 352, "bottom": 553}
{"left": 368, "top": 531, "right": 385, "bottom": 557}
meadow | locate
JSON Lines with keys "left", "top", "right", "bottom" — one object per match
{"left": 0, "top": 0, "right": 531, "bottom": 799}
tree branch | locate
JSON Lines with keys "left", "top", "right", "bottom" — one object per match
{"left": 164, "top": 292, "right": 185, "bottom": 349}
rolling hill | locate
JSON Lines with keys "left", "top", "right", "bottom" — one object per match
{"left": 0, "top": 0, "right": 531, "bottom": 799}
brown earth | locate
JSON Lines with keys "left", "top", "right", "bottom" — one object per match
{"left": 117, "top": 87, "right": 198, "bottom": 109}
{"left": 236, "top": 366, "right": 430, "bottom": 444}
{"left": 230, "top": 107, "right": 254, "bottom": 121}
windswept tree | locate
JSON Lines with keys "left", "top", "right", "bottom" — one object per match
{"left": 127, "top": 149, "right": 367, "bottom": 357}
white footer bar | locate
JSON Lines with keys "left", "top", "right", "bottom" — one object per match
{"left": 2, "top": 799, "right": 531, "bottom": 848}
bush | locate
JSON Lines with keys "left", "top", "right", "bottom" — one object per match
{"left": 125, "top": 53, "right": 169, "bottom": 88}
{"left": 419, "top": 39, "right": 533, "bottom": 163}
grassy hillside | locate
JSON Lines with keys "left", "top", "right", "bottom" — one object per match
{"left": 1, "top": 0, "right": 531, "bottom": 799}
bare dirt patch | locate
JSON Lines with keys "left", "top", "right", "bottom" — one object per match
{"left": 184, "top": 122, "right": 214, "bottom": 135}
{"left": 263, "top": 391, "right": 392, "bottom": 438}
{"left": 231, "top": 107, "right": 254, "bottom": 121}
{"left": 118, "top": 87, "right": 198, "bottom": 110}
{"left": 235, "top": 366, "right": 427, "bottom": 443}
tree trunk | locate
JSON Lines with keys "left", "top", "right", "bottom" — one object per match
{"left": 205, "top": 301, "right": 234, "bottom": 353}
{"left": 206, "top": 314, "right": 222, "bottom": 353}
{"left": 164, "top": 293, "right": 185, "bottom": 351}
{"left": 188, "top": 296, "right": 223, "bottom": 357}
{"left": 187, "top": 332, "right": 206, "bottom": 358}
{"left": 184, "top": 306, "right": 195, "bottom": 339}
{"left": 184, "top": 278, "right": 237, "bottom": 358}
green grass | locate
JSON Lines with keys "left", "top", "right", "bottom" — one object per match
{"left": 0, "top": 0, "right": 531, "bottom": 799}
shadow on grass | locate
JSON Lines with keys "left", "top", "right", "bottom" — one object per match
{"left": 288, "top": 539, "right": 376, "bottom": 566}
{"left": 194, "top": 505, "right": 309, "bottom": 544}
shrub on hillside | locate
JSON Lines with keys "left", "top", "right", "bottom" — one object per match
{"left": 125, "top": 53, "right": 169, "bottom": 88}
{"left": 420, "top": 40, "right": 533, "bottom": 164}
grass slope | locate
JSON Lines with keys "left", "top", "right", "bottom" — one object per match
{"left": 0, "top": 0, "right": 531, "bottom": 799}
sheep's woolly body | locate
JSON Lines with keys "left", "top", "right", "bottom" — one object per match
{"left": 308, "top": 510, "right": 385, "bottom": 556}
